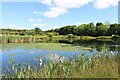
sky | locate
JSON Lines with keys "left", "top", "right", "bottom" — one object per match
{"left": 0, "top": 0, "right": 119, "bottom": 30}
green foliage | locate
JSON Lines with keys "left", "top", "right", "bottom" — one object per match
{"left": 47, "top": 33, "right": 54, "bottom": 38}
{"left": 1, "top": 22, "right": 120, "bottom": 37}
{"left": 67, "top": 34, "right": 77, "bottom": 38}
{"left": 77, "top": 24, "right": 87, "bottom": 36}
{"left": 107, "top": 24, "right": 120, "bottom": 35}
{"left": 1, "top": 29, "right": 35, "bottom": 36}
{"left": 96, "top": 22, "right": 104, "bottom": 26}
{"left": 58, "top": 25, "right": 77, "bottom": 35}
{"left": 96, "top": 24, "right": 108, "bottom": 36}
{"left": 82, "top": 23, "right": 96, "bottom": 36}
{"left": 47, "top": 29, "right": 54, "bottom": 32}
{"left": 52, "top": 22, "right": 120, "bottom": 36}
{"left": 35, "top": 27, "right": 43, "bottom": 35}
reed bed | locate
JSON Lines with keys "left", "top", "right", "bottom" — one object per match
{"left": 0, "top": 35, "right": 35, "bottom": 43}
{"left": 2, "top": 52, "right": 119, "bottom": 78}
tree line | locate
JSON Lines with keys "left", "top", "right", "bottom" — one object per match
{"left": 1, "top": 22, "right": 120, "bottom": 36}
{"left": 50, "top": 22, "right": 120, "bottom": 36}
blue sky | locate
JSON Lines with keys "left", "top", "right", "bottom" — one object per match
{"left": 1, "top": 0, "right": 118, "bottom": 30}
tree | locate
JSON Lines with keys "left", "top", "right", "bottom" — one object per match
{"left": 77, "top": 23, "right": 96, "bottom": 36}
{"left": 107, "top": 24, "right": 120, "bottom": 35}
{"left": 58, "top": 25, "right": 77, "bottom": 35}
{"left": 54, "top": 28, "right": 59, "bottom": 33}
{"left": 96, "top": 24, "right": 108, "bottom": 36}
{"left": 35, "top": 27, "right": 43, "bottom": 35}
{"left": 116, "top": 24, "right": 120, "bottom": 35}
{"left": 96, "top": 22, "right": 104, "bottom": 27}
{"left": 77, "top": 24, "right": 86, "bottom": 36}
{"left": 85, "top": 23, "right": 96, "bottom": 36}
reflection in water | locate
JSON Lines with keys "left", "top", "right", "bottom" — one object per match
{"left": 45, "top": 54, "right": 65, "bottom": 63}
{"left": 2, "top": 39, "right": 120, "bottom": 71}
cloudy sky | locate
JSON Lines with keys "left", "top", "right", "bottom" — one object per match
{"left": 1, "top": 0, "right": 118, "bottom": 30}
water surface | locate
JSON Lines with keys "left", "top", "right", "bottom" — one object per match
{"left": 2, "top": 39, "right": 120, "bottom": 70}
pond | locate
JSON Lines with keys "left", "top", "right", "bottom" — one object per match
{"left": 1, "top": 39, "right": 120, "bottom": 71}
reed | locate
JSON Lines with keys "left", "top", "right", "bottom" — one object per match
{"left": 2, "top": 52, "right": 118, "bottom": 78}
{"left": 0, "top": 35, "right": 35, "bottom": 43}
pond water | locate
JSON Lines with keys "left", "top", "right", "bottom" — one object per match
{"left": 2, "top": 39, "right": 120, "bottom": 70}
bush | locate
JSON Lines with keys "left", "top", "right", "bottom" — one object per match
{"left": 47, "top": 33, "right": 54, "bottom": 38}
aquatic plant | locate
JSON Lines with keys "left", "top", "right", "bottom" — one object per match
{"left": 2, "top": 51, "right": 118, "bottom": 78}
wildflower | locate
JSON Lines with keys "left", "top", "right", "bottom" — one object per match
{"left": 88, "top": 57, "right": 91, "bottom": 64}
{"left": 98, "top": 55, "right": 101, "bottom": 58}
{"left": 110, "top": 51, "right": 114, "bottom": 56}
{"left": 39, "top": 59, "right": 42, "bottom": 66}
{"left": 60, "top": 59, "right": 63, "bottom": 63}
{"left": 89, "top": 57, "right": 91, "bottom": 62}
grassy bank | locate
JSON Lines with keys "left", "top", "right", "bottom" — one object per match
{"left": 52, "top": 35, "right": 120, "bottom": 40}
{"left": 2, "top": 52, "right": 118, "bottom": 78}
{"left": 1, "top": 35, "right": 120, "bottom": 43}
{"left": 53, "top": 35, "right": 68, "bottom": 39}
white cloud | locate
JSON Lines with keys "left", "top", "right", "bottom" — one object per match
{"left": 38, "top": 0, "right": 93, "bottom": 18}
{"left": 54, "top": 0, "right": 93, "bottom": 9}
{"left": 43, "top": 11, "right": 59, "bottom": 18}
{"left": 39, "top": 0, "right": 52, "bottom": 5}
{"left": 94, "top": 0, "right": 118, "bottom": 9}
{"left": 51, "top": 7, "right": 68, "bottom": 14}
{"left": 28, "top": 18, "right": 43, "bottom": 22}
{"left": 9, "top": 24, "right": 18, "bottom": 27}
{"left": 33, "top": 11, "right": 43, "bottom": 14}
{"left": 43, "top": 7, "right": 68, "bottom": 18}
{"left": 28, "top": 18, "right": 35, "bottom": 22}
{"left": 38, "top": 0, "right": 118, "bottom": 18}
{"left": 32, "top": 23, "right": 47, "bottom": 27}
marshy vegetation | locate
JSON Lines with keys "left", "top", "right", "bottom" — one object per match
{"left": 0, "top": 35, "right": 35, "bottom": 43}
{"left": 2, "top": 51, "right": 119, "bottom": 78}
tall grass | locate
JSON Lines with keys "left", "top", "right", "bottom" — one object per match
{"left": 35, "top": 35, "right": 49, "bottom": 41}
{"left": 2, "top": 52, "right": 118, "bottom": 78}
{"left": 0, "top": 35, "right": 35, "bottom": 43}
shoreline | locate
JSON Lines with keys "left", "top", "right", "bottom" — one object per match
{"left": 0, "top": 35, "right": 120, "bottom": 43}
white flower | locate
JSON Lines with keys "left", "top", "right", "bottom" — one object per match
{"left": 60, "top": 59, "right": 63, "bottom": 63}
{"left": 110, "top": 51, "right": 114, "bottom": 56}
{"left": 39, "top": 59, "right": 42, "bottom": 66}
